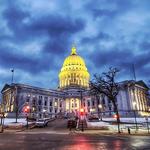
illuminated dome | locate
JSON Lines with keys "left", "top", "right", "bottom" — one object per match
{"left": 59, "top": 46, "right": 90, "bottom": 89}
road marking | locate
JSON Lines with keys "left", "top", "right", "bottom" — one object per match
{"left": 15, "top": 131, "right": 69, "bottom": 135}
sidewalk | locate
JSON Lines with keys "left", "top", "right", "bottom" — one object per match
{"left": 0, "top": 128, "right": 26, "bottom": 133}
{"left": 74, "top": 129, "right": 150, "bottom": 136}
{"left": 0, "top": 123, "right": 35, "bottom": 134}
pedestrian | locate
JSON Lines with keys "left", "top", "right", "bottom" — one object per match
{"left": 68, "top": 120, "right": 72, "bottom": 131}
{"left": 128, "top": 127, "right": 131, "bottom": 134}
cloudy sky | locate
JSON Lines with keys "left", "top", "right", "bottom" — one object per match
{"left": 0, "top": 0, "right": 150, "bottom": 90}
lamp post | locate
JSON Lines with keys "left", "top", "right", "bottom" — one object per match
{"left": 133, "top": 101, "right": 138, "bottom": 132}
{"left": 0, "top": 113, "right": 4, "bottom": 133}
{"left": 145, "top": 116, "right": 149, "bottom": 134}
{"left": 77, "top": 89, "right": 84, "bottom": 111}
{"left": 23, "top": 105, "right": 30, "bottom": 129}
{"left": 43, "top": 109, "right": 46, "bottom": 118}
{"left": 0, "top": 104, "right": 6, "bottom": 133}
{"left": 15, "top": 86, "right": 18, "bottom": 123}
{"left": 11, "top": 69, "right": 14, "bottom": 84}
{"left": 98, "top": 104, "right": 102, "bottom": 121}
{"left": 90, "top": 108, "right": 93, "bottom": 114}
{"left": 79, "top": 90, "right": 83, "bottom": 108}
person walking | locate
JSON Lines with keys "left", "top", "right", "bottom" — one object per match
{"left": 68, "top": 120, "right": 73, "bottom": 131}
{"left": 128, "top": 127, "right": 131, "bottom": 134}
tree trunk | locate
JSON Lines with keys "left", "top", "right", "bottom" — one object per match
{"left": 113, "top": 101, "right": 121, "bottom": 133}
{"left": 96, "top": 95, "right": 100, "bottom": 119}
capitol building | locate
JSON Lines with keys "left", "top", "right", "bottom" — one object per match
{"left": 1, "top": 46, "right": 150, "bottom": 118}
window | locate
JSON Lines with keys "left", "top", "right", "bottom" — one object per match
{"left": 38, "top": 100, "right": 41, "bottom": 105}
{"left": 92, "top": 101, "right": 95, "bottom": 106}
{"left": 32, "top": 99, "right": 36, "bottom": 105}
{"left": 44, "top": 100, "right": 47, "bottom": 106}
{"left": 102, "top": 98, "right": 105, "bottom": 104}
{"left": 75, "top": 103, "right": 77, "bottom": 107}
{"left": 50, "top": 101, "right": 52, "bottom": 106}
{"left": 88, "top": 101, "right": 90, "bottom": 107}
{"left": 26, "top": 99, "right": 29, "bottom": 102}
{"left": 55, "top": 109, "right": 57, "bottom": 113}
{"left": 39, "top": 96, "right": 42, "bottom": 99}
{"left": 60, "top": 103, "right": 62, "bottom": 107}
{"left": 44, "top": 96, "right": 48, "bottom": 100}
{"left": 54, "top": 102, "right": 57, "bottom": 107}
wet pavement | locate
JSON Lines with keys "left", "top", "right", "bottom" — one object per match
{"left": 0, "top": 132, "right": 150, "bottom": 150}
{"left": 0, "top": 119, "right": 150, "bottom": 150}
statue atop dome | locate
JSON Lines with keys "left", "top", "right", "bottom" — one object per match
{"left": 71, "top": 46, "right": 77, "bottom": 55}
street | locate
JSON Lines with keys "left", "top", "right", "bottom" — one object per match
{"left": 0, "top": 119, "right": 150, "bottom": 150}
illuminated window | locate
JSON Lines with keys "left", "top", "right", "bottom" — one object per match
{"left": 54, "top": 102, "right": 57, "bottom": 107}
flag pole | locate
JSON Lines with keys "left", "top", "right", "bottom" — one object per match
{"left": 132, "top": 64, "right": 136, "bottom": 81}
{"left": 11, "top": 69, "right": 14, "bottom": 84}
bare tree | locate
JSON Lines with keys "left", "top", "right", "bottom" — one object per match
{"left": 90, "top": 67, "right": 121, "bottom": 133}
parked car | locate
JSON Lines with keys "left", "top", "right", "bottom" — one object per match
{"left": 88, "top": 115, "right": 99, "bottom": 122}
{"left": 35, "top": 119, "right": 49, "bottom": 127}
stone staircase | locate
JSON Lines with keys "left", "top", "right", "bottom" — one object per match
{"left": 77, "top": 119, "right": 87, "bottom": 131}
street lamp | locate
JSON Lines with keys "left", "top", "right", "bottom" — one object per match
{"left": 23, "top": 105, "right": 30, "bottom": 129}
{"left": 0, "top": 103, "right": 7, "bottom": 133}
{"left": 145, "top": 116, "right": 149, "bottom": 134}
{"left": 80, "top": 108, "right": 85, "bottom": 132}
{"left": 78, "top": 90, "right": 83, "bottom": 108}
{"left": 43, "top": 109, "right": 47, "bottom": 118}
{"left": 0, "top": 112, "right": 4, "bottom": 133}
{"left": 133, "top": 101, "right": 138, "bottom": 132}
{"left": 90, "top": 108, "right": 93, "bottom": 113}
{"left": 98, "top": 104, "right": 102, "bottom": 121}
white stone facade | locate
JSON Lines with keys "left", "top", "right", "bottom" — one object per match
{"left": 1, "top": 80, "right": 149, "bottom": 118}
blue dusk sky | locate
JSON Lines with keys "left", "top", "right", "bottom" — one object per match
{"left": 0, "top": 0, "right": 150, "bottom": 90}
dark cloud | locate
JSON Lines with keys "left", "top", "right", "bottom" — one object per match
{"left": 29, "top": 15, "right": 85, "bottom": 54}
{"left": 0, "top": 45, "right": 53, "bottom": 74}
{"left": 0, "top": 0, "right": 150, "bottom": 89}
{"left": 29, "top": 15, "right": 85, "bottom": 35}
{"left": 84, "top": 0, "right": 133, "bottom": 19}
{"left": 81, "top": 32, "right": 111, "bottom": 44}
{"left": 2, "top": 1, "right": 30, "bottom": 41}
{"left": 2, "top": 0, "right": 85, "bottom": 43}
{"left": 0, "top": 0, "right": 86, "bottom": 75}
{"left": 140, "top": 41, "right": 150, "bottom": 51}
{"left": 89, "top": 47, "right": 133, "bottom": 68}
{"left": 88, "top": 45, "right": 150, "bottom": 82}
{"left": 91, "top": 9, "right": 118, "bottom": 19}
